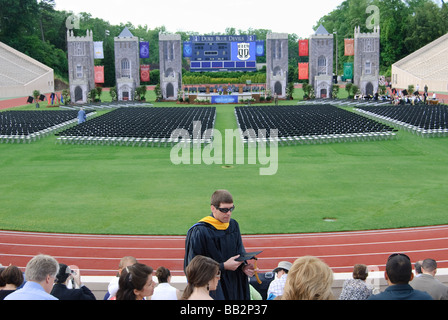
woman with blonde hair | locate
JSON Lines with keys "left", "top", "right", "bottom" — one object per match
{"left": 281, "top": 256, "right": 334, "bottom": 300}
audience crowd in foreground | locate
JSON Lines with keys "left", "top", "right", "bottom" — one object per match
{"left": 1, "top": 252, "right": 447, "bottom": 300}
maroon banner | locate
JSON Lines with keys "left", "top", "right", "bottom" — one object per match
{"left": 298, "top": 63, "right": 309, "bottom": 80}
{"left": 141, "top": 65, "right": 150, "bottom": 82}
{"left": 94, "top": 66, "right": 104, "bottom": 84}
{"left": 298, "top": 39, "right": 309, "bottom": 57}
{"left": 344, "top": 39, "right": 354, "bottom": 56}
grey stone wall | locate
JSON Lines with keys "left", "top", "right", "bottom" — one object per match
{"left": 114, "top": 28, "right": 140, "bottom": 101}
{"left": 67, "top": 30, "right": 95, "bottom": 104}
{"left": 266, "top": 33, "right": 288, "bottom": 98}
{"left": 354, "top": 26, "right": 380, "bottom": 96}
{"left": 159, "top": 34, "right": 182, "bottom": 101}
{"left": 309, "top": 25, "right": 334, "bottom": 99}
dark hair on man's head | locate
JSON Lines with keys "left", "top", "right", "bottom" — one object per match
{"left": 386, "top": 254, "right": 412, "bottom": 284}
{"left": 211, "top": 190, "right": 233, "bottom": 208}
{"left": 422, "top": 259, "right": 437, "bottom": 273}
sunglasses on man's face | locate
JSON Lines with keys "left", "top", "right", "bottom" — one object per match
{"left": 214, "top": 205, "right": 235, "bottom": 213}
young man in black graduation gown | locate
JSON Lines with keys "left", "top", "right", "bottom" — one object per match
{"left": 184, "top": 190, "right": 256, "bottom": 300}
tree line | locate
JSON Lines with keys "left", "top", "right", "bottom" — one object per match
{"left": 1, "top": 0, "right": 447, "bottom": 87}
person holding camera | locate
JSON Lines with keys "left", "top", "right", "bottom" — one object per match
{"left": 51, "top": 264, "right": 96, "bottom": 300}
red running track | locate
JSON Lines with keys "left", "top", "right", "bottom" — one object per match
{"left": 1, "top": 225, "right": 448, "bottom": 276}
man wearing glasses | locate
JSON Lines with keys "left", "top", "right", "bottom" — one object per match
{"left": 184, "top": 190, "right": 256, "bottom": 300}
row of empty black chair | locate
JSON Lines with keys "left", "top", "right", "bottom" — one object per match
{"left": 235, "top": 104, "right": 397, "bottom": 145}
{"left": 355, "top": 104, "right": 448, "bottom": 137}
{"left": 0, "top": 110, "right": 94, "bottom": 143}
{"left": 56, "top": 107, "right": 216, "bottom": 147}
{"left": 60, "top": 101, "right": 152, "bottom": 111}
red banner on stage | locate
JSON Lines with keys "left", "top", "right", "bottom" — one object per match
{"left": 298, "top": 63, "right": 309, "bottom": 80}
{"left": 298, "top": 39, "right": 309, "bottom": 56}
{"left": 141, "top": 65, "right": 150, "bottom": 82}
{"left": 344, "top": 39, "right": 354, "bottom": 56}
{"left": 94, "top": 66, "right": 104, "bottom": 83}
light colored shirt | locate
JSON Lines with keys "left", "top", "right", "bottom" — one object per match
{"left": 4, "top": 281, "right": 58, "bottom": 300}
{"left": 267, "top": 273, "right": 287, "bottom": 299}
{"left": 151, "top": 282, "right": 178, "bottom": 300}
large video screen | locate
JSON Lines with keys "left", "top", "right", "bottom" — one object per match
{"left": 184, "top": 35, "right": 264, "bottom": 72}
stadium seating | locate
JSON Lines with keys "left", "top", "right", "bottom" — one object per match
{"left": 56, "top": 107, "right": 216, "bottom": 147}
{"left": 235, "top": 104, "right": 397, "bottom": 145}
{"left": 355, "top": 105, "right": 448, "bottom": 137}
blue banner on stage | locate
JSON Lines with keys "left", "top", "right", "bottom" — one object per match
{"left": 211, "top": 95, "right": 239, "bottom": 104}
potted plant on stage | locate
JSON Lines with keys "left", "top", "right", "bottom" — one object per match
{"left": 33, "top": 90, "right": 40, "bottom": 108}
{"left": 110, "top": 87, "right": 117, "bottom": 102}
{"left": 61, "top": 89, "right": 70, "bottom": 105}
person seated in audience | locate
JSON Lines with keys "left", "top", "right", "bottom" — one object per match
{"left": 0, "top": 265, "right": 6, "bottom": 289}
{"left": 150, "top": 266, "right": 181, "bottom": 300}
{"left": 280, "top": 256, "right": 334, "bottom": 300}
{"left": 339, "top": 264, "right": 374, "bottom": 300}
{"left": 116, "top": 263, "right": 155, "bottom": 300}
{"left": 106, "top": 256, "right": 137, "bottom": 300}
{"left": 5, "top": 254, "right": 59, "bottom": 300}
{"left": 266, "top": 261, "right": 292, "bottom": 300}
{"left": 368, "top": 253, "right": 432, "bottom": 300}
{"left": 414, "top": 260, "right": 423, "bottom": 277}
{"left": 182, "top": 255, "right": 221, "bottom": 300}
{"left": 50, "top": 264, "right": 96, "bottom": 300}
{"left": 410, "top": 258, "right": 448, "bottom": 300}
{"left": 0, "top": 265, "right": 24, "bottom": 300}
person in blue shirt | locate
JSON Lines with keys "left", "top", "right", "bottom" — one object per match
{"left": 4, "top": 254, "right": 59, "bottom": 300}
{"left": 77, "top": 108, "right": 87, "bottom": 124}
{"left": 368, "top": 253, "right": 432, "bottom": 300}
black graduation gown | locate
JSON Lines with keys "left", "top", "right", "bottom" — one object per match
{"left": 184, "top": 218, "right": 250, "bottom": 300}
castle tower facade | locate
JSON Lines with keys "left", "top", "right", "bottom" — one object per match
{"left": 266, "top": 33, "right": 288, "bottom": 98}
{"left": 114, "top": 27, "right": 140, "bottom": 101}
{"left": 354, "top": 26, "right": 380, "bottom": 96}
{"left": 67, "top": 30, "right": 95, "bottom": 104}
{"left": 309, "top": 25, "right": 334, "bottom": 98}
{"left": 159, "top": 34, "right": 182, "bottom": 101}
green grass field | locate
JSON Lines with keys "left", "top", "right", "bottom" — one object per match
{"left": 1, "top": 91, "right": 448, "bottom": 235}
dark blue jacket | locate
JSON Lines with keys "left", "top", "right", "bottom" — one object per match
{"left": 368, "top": 284, "right": 433, "bottom": 300}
